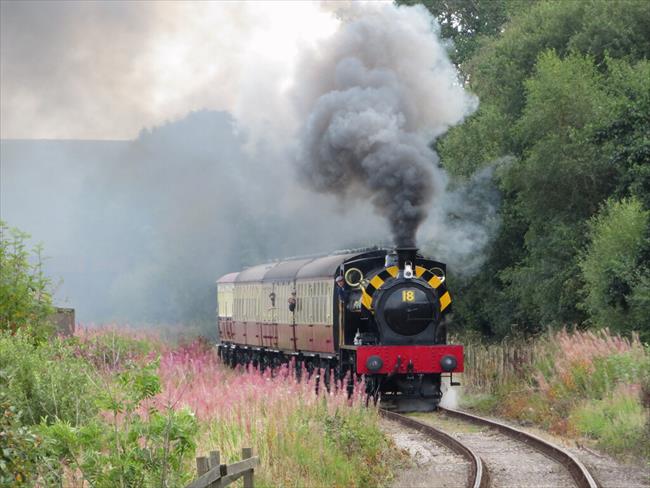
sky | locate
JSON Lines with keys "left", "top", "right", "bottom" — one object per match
{"left": 0, "top": 0, "right": 341, "bottom": 140}
{"left": 0, "top": 1, "right": 499, "bottom": 324}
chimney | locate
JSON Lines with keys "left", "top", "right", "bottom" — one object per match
{"left": 395, "top": 247, "right": 418, "bottom": 270}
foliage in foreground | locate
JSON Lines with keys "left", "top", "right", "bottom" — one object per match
{"left": 461, "top": 328, "right": 649, "bottom": 460}
{"left": 151, "top": 340, "right": 399, "bottom": 487}
{"left": 0, "top": 331, "right": 99, "bottom": 426}
{"left": 0, "top": 221, "right": 54, "bottom": 340}
{"left": 0, "top": 328, "right": 398, "bottom": 487}
{"left": 41, "top": 361, "right": 198, "bottom": 488}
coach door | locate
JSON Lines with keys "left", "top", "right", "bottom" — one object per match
{"left": 275, "top": 280, "right": 296, "bottom": 351}
{"left": 262, "top": 282, "right": 278, "bottom": 348}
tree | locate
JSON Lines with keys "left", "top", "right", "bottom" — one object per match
{"left": 396, "top": 0, "right": 515, "bottom": 66}
{"left": 0, "top": 222, "right": 53, "bottom": 338}
{"left": 595, "top": 59, "right": 650, "bottom": 210}
{"left": 580, "top": 198, "right": 650, "bottom": 338}
{"left": 434, "top": 0, "right": 650, "bottom": 337}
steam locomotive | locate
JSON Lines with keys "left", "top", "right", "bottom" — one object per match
{"left": 216, "top": 247, "right": 463, "bottom": 411}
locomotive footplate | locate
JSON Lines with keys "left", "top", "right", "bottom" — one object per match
{"left": 357, "top": 344, "right": 463, "bottom": 412}
{"left": 355, "top": 344, "right": 464, "bottom": 375}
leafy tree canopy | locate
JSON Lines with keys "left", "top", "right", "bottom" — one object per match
{"left": 409, "top": 0, "right": 650, "bottom": 338}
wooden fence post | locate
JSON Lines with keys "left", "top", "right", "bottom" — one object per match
{"left": 242, "top": 448, "right": 254, "bottom": 488}
{"left": 187, "top": 448, "right": 258, "bottom": 488}
{"left": 196, "top": 456, "right": 209, "bottom": 476}
{"left": 209, "top": 451, "right": 221, "bottom": 488}
{"left": 209, "top": 451, "right": 220, "bottom": 469}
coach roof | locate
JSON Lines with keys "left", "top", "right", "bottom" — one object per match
{"left": 216, "top": 272, "right": 239, "bottom": 284}
{"left": 235, "top": 262, "right": 277, "bottom": 283}
{"left": 262, "top": 258, "right": 314, "bottom": 282}
{"left": 220, "top": 250, "right": 384, "bottom": 284}
{"left": 295, "top": 252, "right": 364, "bottom": 280}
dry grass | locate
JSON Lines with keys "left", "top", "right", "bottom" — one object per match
{"left": 461, "top": 328, "right": 649, "bottom": 459}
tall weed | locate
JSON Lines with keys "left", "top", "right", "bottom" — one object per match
{"left": 41, "top": 362, "right": 198, "bottom": 488}
{"left": 0, "top": 331, "right": 99, "bottom": 426}
{"left": 148, "top": 340, "right": 396, "bottom": 487}
{"left": 570, "top": 385, "right": 647, "bottom": 456}
{"left": 462, "top": 328, "right": 649, "bottom": 459}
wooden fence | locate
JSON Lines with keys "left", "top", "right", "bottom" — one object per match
{"left": 462, "top": 340, "right": 547, "bottom": 393}
{"left": 185, "top": 448, "right": 259, "bottom": 488}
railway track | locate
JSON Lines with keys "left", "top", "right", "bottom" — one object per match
{"left": 380, "top": 407, "right": 600, "bottom": 488}
{"left": 381, "top": 409, "right": 488, "bottom": 488}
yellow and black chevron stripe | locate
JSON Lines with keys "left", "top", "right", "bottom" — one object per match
{"left": 360, "top": 266, "right": 397, "bottom": 310}
{"left": 360, "top": 265, "right": 452, "bottom": 312}
{"left": 415, "top": 266, "right": 452, "bottom": 312}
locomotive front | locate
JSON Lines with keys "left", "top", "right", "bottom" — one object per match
{"left": 347, "top": 247, "right": 463, "bottom": 411}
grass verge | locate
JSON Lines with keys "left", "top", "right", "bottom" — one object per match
{"left": 0, "top": 326, "right": 400, "bottom": 487}
{"left": 459, "top": 328, "right": 650, "bottom": 461}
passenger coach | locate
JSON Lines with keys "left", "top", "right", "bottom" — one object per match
{"left": 216, "top": 248, "right": 464, "bottom": 411}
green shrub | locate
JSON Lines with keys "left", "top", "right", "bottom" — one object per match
{"left": 0, "top": 331, "right": 99, "bottom": 425}
{"left": 41, "top": 362, "right": 198, "bottom": 488}
{"left": 0, "top": 222, "right": 54, "bottom": 340}
{"left": 570, "top": 391, "right": 648, "bottom": 457}
{"left": 580, "top": 198, "right": 650, "bottom": 337}
{"left": 0, "top": 400, "right": 48, "bottom": 487}
{"left": 462, "top": 329, "right": 649, "bottom": 459}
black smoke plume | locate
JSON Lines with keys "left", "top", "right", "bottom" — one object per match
{"left": 293, "top": 3, "right": 476, "bottom": 247}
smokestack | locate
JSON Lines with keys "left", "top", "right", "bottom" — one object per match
{"left": 396, "top": 247, "right": 418, "bottom": 270}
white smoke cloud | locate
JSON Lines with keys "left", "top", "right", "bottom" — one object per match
{"left": 1, "top": 111, "right": 388, "bottom": 323}
{"left": 0, "top": 1, "right": 336, "bottom": 140}
{"left": 1, "top": 1, "right": 499, "bottom": 325}
{"left": 421, "top": 165, "right": 502, "bottom": 277}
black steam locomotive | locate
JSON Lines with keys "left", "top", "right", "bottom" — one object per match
{"left": 216, "top": 247, "right": 463, "bottom": 411}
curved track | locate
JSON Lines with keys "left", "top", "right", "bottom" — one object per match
{"left": 438, "top": 407, "right": 600, "bottom": 488}
{"left": 381, "top": 407, "right": 601, "bottom": 488}
{"left": 380, "top": 409, "right": 488, "bottom": 488}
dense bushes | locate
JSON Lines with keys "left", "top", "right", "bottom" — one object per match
{"left": 0, "top": 221, "right": 53, "bottom": 339}
{"left": 0, "top": 327, "right": 399, "bottom": 487}
{"left": 41, "top": 362, "right": 199, "bottom": 488}
{"left": 0, "top": 332, "right": 99, "bottom": 426}
{"left": 462, "top": 329, "right": 649, "bottom": 459}
{"left": 0, "top": 402, "right": 50, "bottom": 486}
{"left": 411, "top": 0, "right": 650, "bottom": 339}
{"left": 580, "top": 198, "right": 650, "bottom": 332}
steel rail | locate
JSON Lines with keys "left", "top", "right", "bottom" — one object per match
{"left": 380, "top": 409, "right": 488, "bottom": 488}
{"left": 439, "top": 407, "right": 600, "bottom": 488}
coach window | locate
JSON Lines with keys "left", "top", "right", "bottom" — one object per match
{"left": 307, "top": 283, "right": 313, "bottom": 322}
{"left": 249, "top": 285, "right": 254, "bottom": 322}
{"left": 243, "top": 287, "right": 247, "bottom": 320}
{"left": 247, "top": 286, "right": 251, "bottom": 320}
